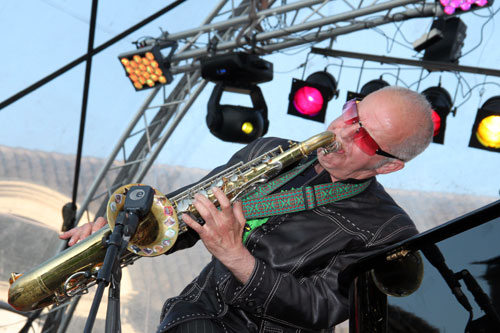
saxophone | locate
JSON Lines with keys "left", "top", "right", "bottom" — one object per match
{"left": 8, "top": 131, "right": 339, "bottom": 312}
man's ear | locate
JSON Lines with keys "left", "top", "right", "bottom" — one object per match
{"left": 375, "top": 159, "right": 405, "bottom": 175}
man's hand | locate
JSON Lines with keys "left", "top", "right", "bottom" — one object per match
{"left": 182, "top": 187, "right": 256, "bottom": 284}
{"left": 59, "top": 216, "right": 108, "bottom": 246}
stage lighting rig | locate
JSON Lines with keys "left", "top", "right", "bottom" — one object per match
{"left": 287, "top": 71, "right": 339, "bottom": 123}
{"left": 422, "top": 86, "right": 454, "bottom": 144}
{"left": 201, "top": 52, "right": 273, "bottom": 143}
{"left": 469, "top": 96, "right": 500, "bottom": 153}
{"left": 118, "top": 39, "right": 177, "bottom": 91}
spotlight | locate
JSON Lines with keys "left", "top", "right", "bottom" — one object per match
{"left": 469, "top": 96, "right": 500, "bottom": 152}
{"left": 439, "top": 0, "right": 493, "bottom": 15}
{"left": 206, "top": 83, "right": 269, "bottom": 143}
{"left": 201, "top": 52, "right": 273, "bottom": 143}
{"left": 346, "top": 78, "right": 389, "bottom": 101}
{"left": 422, "top": 86, "right": 453, "bottom": 144}
{"left": 422, "top": 17, "right": 466, "bottom": 64}
{"left": 118, "top": 41, "right": 177, "bottom": 91}
{"left": 287, "top": 71, "right": 338, "bottom": 123}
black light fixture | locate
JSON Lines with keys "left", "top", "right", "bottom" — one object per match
{"left": 420, "top": 17, "right": 467, "bottom": 64}
{"left": 206, "top": 83, "right": 269, "bottom": 143}
{"left": 422, "top": 86, "right": 454, "bottom": 144}
{"left": 201, "top": 52, "right": 273, "bottom": 143}
{"left": 287, "top": 71, "right": 338, "bottom": 123}
{"left": 346, "top": 78, "right": 390, "bottom": 101}
{"left": 118, "top": 40, "right": 177, "bottom": 91}
{"left": 469, "top": 96, "right": 500, "bottom": 153}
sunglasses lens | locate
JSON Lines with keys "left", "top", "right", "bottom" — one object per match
{"left": 353, "top": 128, "right": 379, "bottom": 156}
{"left": 342, "top": 100, "right": 359, "bottom": 123}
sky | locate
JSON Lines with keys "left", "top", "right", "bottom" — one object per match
{"left": 0, "top": 0, "right": 499, "bottom": 199}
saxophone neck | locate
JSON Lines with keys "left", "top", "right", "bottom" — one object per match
{"left": 299, "top": 131, "right": 337, "bottom": 155}
{"left": 269, "top": 131, "right": 337, "bottom": 170}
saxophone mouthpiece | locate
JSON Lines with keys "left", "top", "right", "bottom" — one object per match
{"left": 321, "top": 140, "right": 342, "bottom": 155}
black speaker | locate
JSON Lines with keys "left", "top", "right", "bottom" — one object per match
{"left": 201, "top": 52, "right": 273, "bottom": 85}
{"left": 423, "top": 17, "right": 467, "bottom": 63}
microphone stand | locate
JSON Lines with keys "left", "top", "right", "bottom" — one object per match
{"left": 457, "top": 269, "right": 500, "bottom": 332}
{"left": 105, "top": 254, "right": 123, "bottom": 333}
{"left": 421, "top": 244, "right": 473, "bottom": 315}
{"left": 84, "top": 185, "right": 154, "bottom": 333}
{"left": 422, "top": 244, "right": 500, "bottom": 332}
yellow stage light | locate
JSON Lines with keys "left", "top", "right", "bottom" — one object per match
{"left": 476, "top": 115, "right": 500, "bottom": 148}
{"left": 469, "top": 96, "right": 500, "bottom": 153}
{"left": 241, "top": 122, "right": 254, "bottom": 134}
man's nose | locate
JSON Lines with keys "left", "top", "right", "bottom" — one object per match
{"left": 336, "top": 122, "right": 357, "bottom": 142}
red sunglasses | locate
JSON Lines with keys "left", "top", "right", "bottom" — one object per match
{"left": 342, "top": 99, "right": 404, "bottom": 161}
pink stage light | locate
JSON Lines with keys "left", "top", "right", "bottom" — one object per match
{"left": 293, "top": 86, "right": 325, "bottom": 117}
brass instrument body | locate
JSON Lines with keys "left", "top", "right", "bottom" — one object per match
{"left": 8, "top": 131, "right": 338, "bottom": 312}
{"left": 9, "top": 187, "right": 175, "bottom": 312}
{"left": 9, "top": 226, "right": 110, "bottom": 311}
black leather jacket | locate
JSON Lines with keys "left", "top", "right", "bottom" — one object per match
{"left": 158, "top": 137, "right": 418, "bottom": 332}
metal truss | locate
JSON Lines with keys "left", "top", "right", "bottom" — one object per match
{"left": 78, "top": 0, "right": 443, "bottom": 223}
{"left": 49, "top": 1, "right": 444, "bottom": 330}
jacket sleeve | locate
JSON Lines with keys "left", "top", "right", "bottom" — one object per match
{"left": 219, "top": 213, "right": 418, "bottom": 330}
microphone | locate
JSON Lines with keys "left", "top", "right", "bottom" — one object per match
{"left": 421, "top": 244, "right": 473, "bottom": 313}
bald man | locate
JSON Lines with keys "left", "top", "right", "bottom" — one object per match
{"left": 62, "top": 86, "right": 434, "bottom": 333}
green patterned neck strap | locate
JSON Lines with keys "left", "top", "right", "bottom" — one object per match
{"left": 243, "top": 159, "right": 316, "bottom": 201}
{"left": 241, "top": 160, "right": 372, "bottom": 219}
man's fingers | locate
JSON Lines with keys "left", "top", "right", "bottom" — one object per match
{"left": 182, "top": 213, "right": 204, "bottom": 234}
{"left": 232, "top": 201, "right": 246, "bottom": 226}
{"left": 59, "top": 230, "right": 72, "bottom": 240}
{"left": 59, "top": 217, "right": 108, "bottom": 247}
{"left": 192, "top": 195, "right": 218, "bottom": 223}
{"left": 64, "top": 223, "right": 92, "bottom": 246}
{"left": 92, "top": 217, "right": 107, "bottom": 233}
{"left": 212, "top": 187, "right": 231, "bottom": 211}
{"left": 68, "top": 234, "right": 80, "bottom": 247}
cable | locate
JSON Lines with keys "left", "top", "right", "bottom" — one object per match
{"left": 0, "top": 0, "right": 187, "bottom": 111}
{"left": 461, "top": 5, "right": 500, "bottom": 58}
{"left": 371, "top": 26, "right": 416, "bottom": 53}
{"left": 378, "top": 72, "right": 411, "bottom": 87}
{"left": 454, "top": 81, "right": 500, "bottom": 109}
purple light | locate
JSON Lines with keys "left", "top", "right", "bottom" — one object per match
{"left": 444, "top": 6, "right": 456, "bottom": 14}
{"left": 293, "top": 86, "right": 324, "bottom": 117}
{"left": 460, "top": 2, "right": 471, "bottom": 10}
{"left": 441, "top": 0, "right": 490, "bottom": 14}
